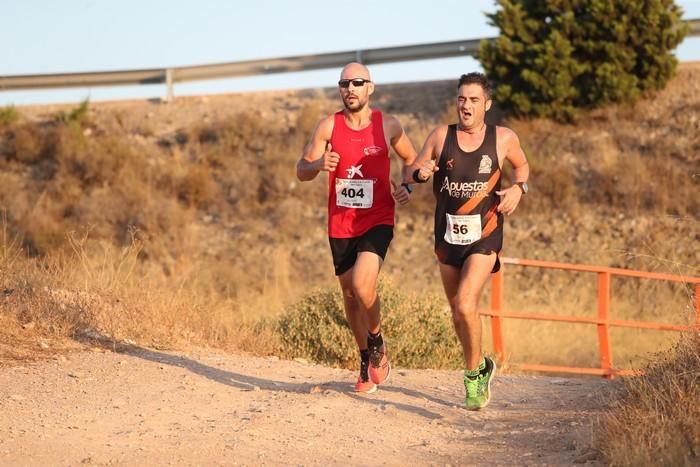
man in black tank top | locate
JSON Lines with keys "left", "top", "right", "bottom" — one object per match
{"left": 406, "top": 73, "right": 530, "bottom": 410}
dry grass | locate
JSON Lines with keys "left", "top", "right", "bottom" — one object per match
{"left": 0, "top": 226, "right": 282, "bottom": 362}
{"left": 596, "top": 332, "right": 700, "bottom": 466}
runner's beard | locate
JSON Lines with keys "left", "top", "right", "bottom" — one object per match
{"left": 343, "top": 97, "right": 365, "bottom": 112}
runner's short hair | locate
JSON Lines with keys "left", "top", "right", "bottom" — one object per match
{"left": 457, "top": 73, "right": 493, "bottom": 100}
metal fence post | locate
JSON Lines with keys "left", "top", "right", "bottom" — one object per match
{"left": 695, "top": 284, "right": 700, "bottom": 330}
{"left": 165, "top": 68, "right": 174, "bottom": 103}
{"left": 597, "top": 272, "right": 613, "bottom": 378}
{"left": 490, "top": 266, "right": 505, "bottom": 364}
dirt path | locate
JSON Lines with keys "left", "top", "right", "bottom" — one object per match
{"left": 0, "top": 347, "right": 606, "bottom": 466}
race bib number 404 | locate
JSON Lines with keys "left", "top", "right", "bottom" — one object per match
{"left": 335, "top": 178, "right": 373, "bottom": 208}
{"left": 444, "top": 213, "right": 482, "bottom": 245}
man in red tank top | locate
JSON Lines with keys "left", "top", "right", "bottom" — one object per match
{"left": 407, "top": 73, "right": 530, "bottom": 410}
{"left": 296, "top": 62, "right": 417, "bottom": 394}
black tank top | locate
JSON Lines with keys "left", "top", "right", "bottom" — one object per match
{"left": 433, "top": 124, "right": 503, "bottom": 263}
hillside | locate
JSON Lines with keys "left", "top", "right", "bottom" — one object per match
{"left": 0, "top": 63, "right": 698, "bottom": 369}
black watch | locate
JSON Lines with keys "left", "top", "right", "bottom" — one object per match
{"left": 401, "top": 182, "right": 413, "bottom": 194}
{"left": 412, "top": 169, "right": 429, "bottom": 183}
{"left": 516, "top": 182, "right": 528, "bottom": 194}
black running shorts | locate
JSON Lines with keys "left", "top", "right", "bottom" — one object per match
{"left": 437, "top": 232, "right": 502, "bottom": 273}
{"left": 328, "top": 225, "right": 394, "bottom": 276}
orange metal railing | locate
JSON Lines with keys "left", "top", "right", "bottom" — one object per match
{"left": 480, "top": 257, "right": 700, "bottom": 378}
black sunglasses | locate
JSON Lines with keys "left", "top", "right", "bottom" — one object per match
{"left": 338, "top": 78, "right": 371, "bottom": 88}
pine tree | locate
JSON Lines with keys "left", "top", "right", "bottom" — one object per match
{"left": 478, "top": 0, "right": 688, "bottom": 122}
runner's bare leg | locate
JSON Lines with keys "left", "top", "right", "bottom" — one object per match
{"left": 439, "top": 252, "right": 497, "bottom": 370}
{"left": 337, "top": 251, "right": 383, "bottom": 347}
{"left": 338, "top": 269, "right": 370, "bottom": 349}
{"left": 351, "top": 251, "right": 383, "bottom": 335}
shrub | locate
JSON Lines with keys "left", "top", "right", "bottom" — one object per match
{"left": 0, "top": 106, "right": 20, "bottom": 126}
{"left": 479, "top": 0, "right": 688, "bottom": 121}
{"left": 56, "top": 99, "right": 92, "bottom": 127}
{"left": 58, "top": 132, "right": 134, "bottom": 187}
{"left": 277, "top": 280, "right": 462, "bottom": 370}
{"left": 176, "top": 164, "right": 220, "bottom": 209}
{"left": 3, "top": 124, "right": 45, "bottom": 164}
{"left": 277, "top": 286, "right": 357, "bottom": 367}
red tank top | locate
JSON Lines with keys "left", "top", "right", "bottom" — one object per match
{"left": 327, "top": 110, "right": 394, "bottom": 238}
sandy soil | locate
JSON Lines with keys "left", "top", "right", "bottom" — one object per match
{"left": 0, "top": 347, "right": 607, "bottom": 466}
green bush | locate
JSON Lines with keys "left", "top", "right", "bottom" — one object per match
{"left": 56, "top": 99, "right": 92, "bottom": 127}
{"left": 0, "top": 105, "right": 20, "bottom": 125}
{"left": 277, "top": 280, "right": 463, "bottom": 370}
{"left": 479, "top": 0, "right": 688, "bottom": 122}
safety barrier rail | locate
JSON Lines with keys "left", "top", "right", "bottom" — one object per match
{"left": 1, "top": 18, "right": 699, "bottom": 101}
{"left": 481, "top": 257, "right": 700, "bottom": 378}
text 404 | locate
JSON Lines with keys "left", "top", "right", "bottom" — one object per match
{"left": 341, "top": 187, "right": 365, "bottom": 198}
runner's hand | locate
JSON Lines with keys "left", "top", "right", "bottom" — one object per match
{"left": 417, "top": 159, "right": 438, "bottom": 182}
{"left": 391, "top": 180, "right": 410, "bottom": 206}
{"left": 496, "top": 186, "right": 522, "bottom": 215}
{"left": 318, "top": 143, "right": 340, "bottom": 172}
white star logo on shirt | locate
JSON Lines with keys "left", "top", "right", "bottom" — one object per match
{"left": 346, "top": 164, "right": 364, "bottom": 178}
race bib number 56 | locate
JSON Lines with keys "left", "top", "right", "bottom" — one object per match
{"left": 336, "top": 179, "right": 373, "bottom": 208}
{"left": 444, "top": 213, "right": 482, "bottom": 245}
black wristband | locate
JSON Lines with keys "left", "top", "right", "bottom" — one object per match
{"left": 401, "top": 182, "right": 413, "bottom": 194}
{"left": 412, "top": 169, "right": 428, "bottom": 183}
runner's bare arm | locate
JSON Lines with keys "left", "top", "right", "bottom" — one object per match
{"left": 296, "top": 116, "right": 337, "bottom": 181}
{"left": 385, "top": 115, "right": 417, "bottom": 164}
{"left": 384, "top": 115, "right": 417, "bottom": 205}
{"left": 404, "top": 125, "right": 446, "bottom": 184}
{"left": 385, "top": 115, "right": 418, "bottom": 180}
{"left": 496, "top": 127, "right": 530, "bottom": 215}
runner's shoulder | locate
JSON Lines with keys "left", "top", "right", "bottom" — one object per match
{"left": 315, "top": 114, "right": 336, "bottom": 139}
{"left": 381, "top": 112, "right": 400, "bottom": 124}
{"left": 430, "top": 124, "right": 450, "bottom": 142}
{"left": 495, "top": 125, "right": 519, "bottom": 143}
{"left": 382, "top": 112, "right": 402, "bottom": 128}
{"left": 381, "top": 113, "right": 406, "bottom": 139}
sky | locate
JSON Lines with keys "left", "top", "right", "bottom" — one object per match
{"left": 1, "top": 0, "right": 700, "bottom": 107}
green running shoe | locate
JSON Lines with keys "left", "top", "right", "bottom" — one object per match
{"left": 464, "top": 356, "right": 496, "bottom": 410}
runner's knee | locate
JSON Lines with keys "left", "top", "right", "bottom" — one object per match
{"left": 352, "top": 284, "right": 377, "bottom": 309}
{"left": 450, "top": 296, "right": 479, "bottom": 319}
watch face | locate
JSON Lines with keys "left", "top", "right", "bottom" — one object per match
{"left": 519, "top": 182, "right": 528, "bottom": 194}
